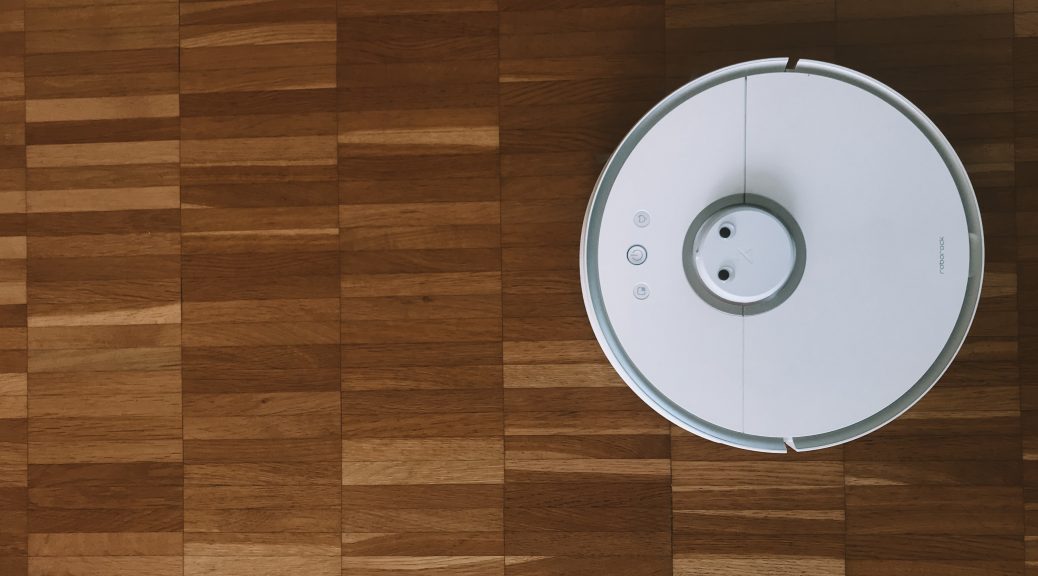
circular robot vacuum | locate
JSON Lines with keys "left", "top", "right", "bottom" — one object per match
{"left": 579, "top": 58, "right": 984, "bottom": 452}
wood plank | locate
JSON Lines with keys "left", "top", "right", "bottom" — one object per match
{"left": 178, "top": 0, "right": 340, "bottom": 571}
{"left": 22, "top": 0, "right": 181, "bottom": 574}
{"left": 501, "top": 3, "right": 671, "bottom": 576}
{"left": 338, "top": 2, "right": 503, "bottom": 574}
{"left": 0, "top": 0, "right": 26, "bottom": 573}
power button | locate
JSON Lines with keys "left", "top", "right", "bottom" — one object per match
{"left": 627, "top": 245, "right": 647, "bottom": 265}
{"left": 634, "top": 211, "right": 650, "bottom": 227}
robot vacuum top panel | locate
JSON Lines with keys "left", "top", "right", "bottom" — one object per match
{"left": 580, "top": 59, "right": 984, "bottom": 452}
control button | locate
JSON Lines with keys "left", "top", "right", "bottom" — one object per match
{"left": 634, "top": 210, "right": 651, "bottom": 228}
{"left": 633, "top": 283, "right": 650, "bottom": 300}
{"left": 627, "top": 245, "right": 647, "bottom": 265}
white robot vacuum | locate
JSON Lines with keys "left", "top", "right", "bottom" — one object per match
{"left": 579, "top": 58, "right": 984, "bottom": 452}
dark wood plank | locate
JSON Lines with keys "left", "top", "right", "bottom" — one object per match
{"left": 501, "top": 2, "right": 672, "bottom": 576}
{"left": 1018, "top": 2, "right": 1038, "bottom": 576}
{"left": 0, "top": 0, "right": 25, "bottom": 572}
{"left": 338, "top": 1, "right": 503, "bottom": 575}
{"left": 178, "top": 0, "right": 341, "bottom": 572}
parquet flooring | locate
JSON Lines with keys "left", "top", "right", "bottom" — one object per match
{"left": 0, "top": 0, "right": 1032, "bottom": 574}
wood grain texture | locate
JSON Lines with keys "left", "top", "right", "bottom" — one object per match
{"left": 0, "top": 0, "right": 25, "bottom": 575}
{"left": 500, "top": 2, "right": 673, "bottom": 576}
{"left": 0, "top": 1, "right": 1032, "bottom": 575}
{"left": 1020, "top": 1, "right": 1038, "bottom": 575}
{"left": 338, "top": 2, "right": 503, "bottom": 576}
{"left": 23, "top": 0, "right": 183, "bottom": 574}
{"left": 180, "top": 0, "right": 341, "bottom": 573}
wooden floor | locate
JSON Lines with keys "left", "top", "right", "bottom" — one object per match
{"left": 0, "top": 0, "right": 1033, "bottom": 574}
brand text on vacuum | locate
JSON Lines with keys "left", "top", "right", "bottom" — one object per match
{"left": 939, "top": 236, "right": 945, "bottom": 275}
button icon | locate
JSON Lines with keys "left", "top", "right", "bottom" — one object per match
{"left": 634, "top": 211, "right": 650, "bottom": 228}
{"left": 633, "top": 283, "right": 650, "bottom": 300}
{"left": 627, "top": 245, "right": 647, "bottom": 265}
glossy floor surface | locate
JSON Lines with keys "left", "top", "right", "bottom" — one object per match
{"left": 0, "top": 0, "right": 1033, "bottom": 574}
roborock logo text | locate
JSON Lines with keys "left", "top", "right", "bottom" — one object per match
{"left": 939, "top": 236, "right": 945, "bottom": 275}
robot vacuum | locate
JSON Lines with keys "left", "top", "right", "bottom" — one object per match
{"left": 579, "top": 58, "right": 984, "bottom": 452}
